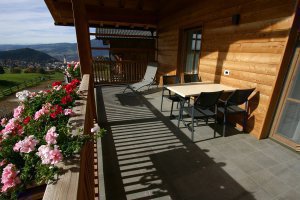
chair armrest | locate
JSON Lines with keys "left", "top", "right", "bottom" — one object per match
{"left": 218, "top": 99, "right": 227, "bottom": 107}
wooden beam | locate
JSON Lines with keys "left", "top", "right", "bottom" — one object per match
{"left": 90, "top": 32, "right": 157, "bottom": 39}
{"left": 50, "top": 1, "right": 158, "bottom": 26}
{"left": 119, "top": 0, "right": 125, "bottom": 8}
{"left": 71, "top": 0, "right": 97, "bottom": 122}
{"left": 71, "top": 0, "right": 92, "bottom": 75}
{"left": 97, "top": 0, "right": 104, "bottom": 6}
{"left": 137, "top": 0, "right": 144, "bottom": 10}
{"left": 91, "top": 47, "right": 156, "bottom": 52}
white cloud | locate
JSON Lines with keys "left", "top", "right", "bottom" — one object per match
{"left": 0, "top": 0, "right": 76, "bottom": 44}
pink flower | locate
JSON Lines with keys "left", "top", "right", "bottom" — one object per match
{"left": 64, "top": 109, "right": 74, "bottom": 116}
{"left": 53, "top": 85, "right": 62, "bottom": 91}
{"left": 1, "top": 118, "right": 7, "bottom": 127}
{"left": 37, "top": 145, "right": 63, "bottom": 165}
{"left": 13, "top": 105, "right": 24, "bottom": 119}
{"left": 49, "top": 146, "right": 63, "bottom": 164}
{"left": 45, "top": 127, "right": 58, "bottom": 145}
{"left": 91, "top": 124, "right": 100, "bottom": 133}
{"left": 74, "top": 62, "right": 80, "bottom": 71}
{"left": 34, "top": 103, "right": 51, "bottom": 120}
{"left": 13, "top": 135, "right": 39, "bottom": 153}
{"left": 37, "top": 145, "right": 51, "bottom": 164}
{"left": 1, "top": 164, "right": 21, "bottom": 193}
{"left": 1, "top": 118, "right": 23, "bottom": 139}
{"left": 0, "top": 159, "right": 7, "bottom": 167}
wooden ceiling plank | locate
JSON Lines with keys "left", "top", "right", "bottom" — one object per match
{"left": 137, "top": 0, "right": 144, "bottom": 10}
{"left": 51, "top": 1, "right": 157, "bottom": 25}
{"left": 45, "top": 0, "right": 157, "bottom": 27}
{"left": 119, "top": 0, "right": 125, "bottom": 8}
{"left": 98, "top": 0, "right": 104, "bottom": 6}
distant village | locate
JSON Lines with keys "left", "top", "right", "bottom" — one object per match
{"left": 0, "top": 59, "right": 65, "bottom": 70}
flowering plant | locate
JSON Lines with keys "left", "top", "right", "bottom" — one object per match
{"left": 65, "top": 61, "right": 81, "bottom": 78}
{"left": 0, "top": 79, "right": 103, "bottom": 199}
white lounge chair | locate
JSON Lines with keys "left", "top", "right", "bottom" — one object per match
{"left": 123, "top": 62, "right": 158, "bottom": 93}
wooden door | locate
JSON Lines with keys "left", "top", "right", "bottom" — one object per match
{"left": 271, "top": 37, "right": 300, "bottom": 151}
{"left": 182, "top": 27, "right": 202, "bottom": 74}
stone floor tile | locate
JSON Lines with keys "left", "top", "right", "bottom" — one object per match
{"left": 261, "top": 177, "right": 292, "bottom": 198}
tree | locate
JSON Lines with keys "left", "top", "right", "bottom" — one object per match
{"left": 0, "top": 66, "right": 5, "bottom": 74}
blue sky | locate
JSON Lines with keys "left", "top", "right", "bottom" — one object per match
{"left": 0, "top": 0, "right": 77, "bottom": 44}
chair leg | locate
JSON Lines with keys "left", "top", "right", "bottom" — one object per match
{"left": 243, "top": 111, "right": 248, "bottom": 132}
{"left": 170, "top": 101, "right": 174, "bottom": 117}
{"left": 177, "top": 103, "right": 182, "bottom": 127}
{"left": 191, "top": 108, "right": 195, "bottom": 141}
{"left": 176, "top": 101, "right": 179, "bottom": 109}
{"left": 222, "top": 113, "right": 226, "bottom": 137}
{"left": 214, "top": 115, "right": 217, "bottom": 138}
{"left": 123, "top": 85, "right": 129, "bottom": 93}
{"left": 160, "top": 94, "right": 164, "bottom": 111}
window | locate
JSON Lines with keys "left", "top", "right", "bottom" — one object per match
{"left": 184, "top": 28, "right": 202, "bottom": 74}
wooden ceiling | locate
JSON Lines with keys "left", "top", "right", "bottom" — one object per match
{"left": 45, "top": 0, "right": 160, "bottom": 29}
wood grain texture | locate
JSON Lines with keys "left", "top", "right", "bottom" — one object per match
{"left": 157, "top": 0, "right": 297, "bottom": 138}
{"left": 43, "top": 75, "right": 95, "bottom": 200}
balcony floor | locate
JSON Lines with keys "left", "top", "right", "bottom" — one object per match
{"left": 96, "top": 86, "right": 300, "bottom": 200}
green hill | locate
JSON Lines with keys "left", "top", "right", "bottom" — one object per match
{"left": 0, "top": 48, "right": 58, "bottom": 64}
{"left": 0, "top": 40, "right": 109, "bottom": 61}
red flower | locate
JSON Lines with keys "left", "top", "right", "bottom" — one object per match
{"left": 52, "top": 81, "right": 62, "bottom": 87}
{"left": 61, "top": 95, "right": 72, "bottom": 105}
{"left": 23, "top": 116, "right": 31, "bottom": 125}
{"left": 63, "top": 84, "right": 73, "bottom": 94}
{"left": 50, "top": 113, "right": 57, "bottom": 119}
{"left": 71, "top": 79, "right": 80, "bottom": 86}
{"left": 50, "top": 105, "right": 63, "bottom": 119}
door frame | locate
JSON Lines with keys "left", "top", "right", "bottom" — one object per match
{"left": 270, "top": 37, "right": 300, "bottom": 151}
{"left": 260, "top": 1, "right": 299, "bottom": 139}
{"left": 177, "top": 23, "right": 203, "bottom": 82}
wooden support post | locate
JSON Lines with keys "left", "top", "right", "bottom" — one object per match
{"left": 71, "top": 0, "right": 91, "bottom": 75}
{"left": 71, "top": 0, "right": 97, "bottom": 122}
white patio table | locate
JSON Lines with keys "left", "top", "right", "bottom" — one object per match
{"left": 165, "top": 82, "right": 237, "bottom": 127}
{"left": 165, "top": 82, "right": 236, "bottom": 98}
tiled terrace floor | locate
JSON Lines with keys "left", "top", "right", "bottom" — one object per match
{"left": 96, "top": 86, "right": 300, "bottom": 200}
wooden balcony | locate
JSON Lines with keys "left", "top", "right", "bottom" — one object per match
{"left": 41, "top": 82, "right": 300, "bottom": 200}
{"left": 93, "top": 60, "right": 148, "bottom": 84}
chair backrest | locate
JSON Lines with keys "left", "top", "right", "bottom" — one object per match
{"left": 227, "top": 88, "right": 255, "bottom": 106}
{"left": 184, "top": 73, "right": 201, "bottom": 83}
{"left": 143, "top": 62, "right": 158, "bottom": 82}
{"left": 194, "top": 91, "right": 223, "bottom": 110}
{"left": 162, "top": 75, "right": 180, "bottom": 85}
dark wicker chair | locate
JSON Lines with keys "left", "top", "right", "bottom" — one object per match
{"left": 180, "top": 91, "right": 223, "bottom": 141}
{"left": 160, "top": 75, "right": 189, "bottom": 118}
{"left": 184, "top": 73, "right": 201, "bottom": 83}
{"left": 218, "top": 88, "right": 255, "bottom": 136}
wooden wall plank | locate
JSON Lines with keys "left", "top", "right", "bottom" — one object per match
{"left": 157, "top": 0, "right": 297, "bottom": 138}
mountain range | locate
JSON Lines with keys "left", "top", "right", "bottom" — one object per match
{"left": 0, "top": 48, "right": 58, "bottom": 64}
{"left": 0, "top": 40, "right": 109, "bottom": 62}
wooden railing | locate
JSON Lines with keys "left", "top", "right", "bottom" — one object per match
{"left": 93, "top": 60, "right": 148, "bottom": 84}
{"left": 0, "top": 76, "right": 51, "bottom": 99}
{"left": 43, "top": 74, "right": 96, "bottom": 200}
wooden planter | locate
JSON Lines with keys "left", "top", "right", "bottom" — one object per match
{"left": 18, "top": 184, "right": 47, "bottom": 200}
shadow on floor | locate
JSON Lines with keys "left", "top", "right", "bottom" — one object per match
{"left": 96, "top": 86, "right": 255, "bottom": 200}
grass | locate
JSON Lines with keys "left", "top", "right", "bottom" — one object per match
{"left": 0, "top": 70, "right": 64, "bottom": 90}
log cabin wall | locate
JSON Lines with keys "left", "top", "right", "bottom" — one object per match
{"left": 157, "top": 0, "right": 297, "bottom": 139}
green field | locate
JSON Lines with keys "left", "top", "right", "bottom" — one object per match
{"left": 0, "top": 70, "right": 64, "bottom": 90}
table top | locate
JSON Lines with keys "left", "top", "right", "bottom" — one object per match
{"left": 166, "top": 82, "right": 237, "bottom": 97}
